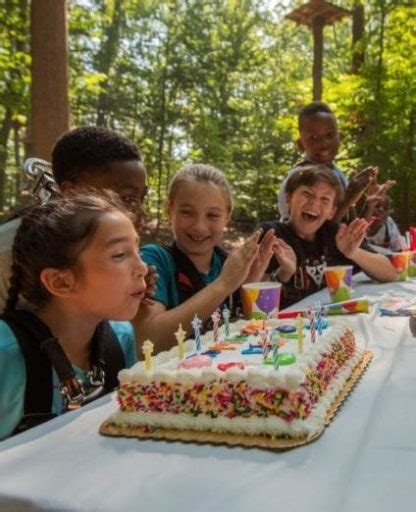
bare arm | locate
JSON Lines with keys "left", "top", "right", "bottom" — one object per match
{"left": 336, "top": 219, "right": 397, "bottom": 282}
{"left": 133, "top": 231, "right": 262, "bottom": 354}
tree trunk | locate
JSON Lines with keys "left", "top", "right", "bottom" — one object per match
{"left": 13, "top": 120, "right": 22, "bottom": 203}
{"left": 30, "top": 0, "right": 69, "bottom": 160}
{"left": 351, "top": 1, "right": 365, "bottom": 73}
{"left": 312, "top": 16, "right": 324, "bottom": 101}
{"left": 96, "top": 0, "right": 124, "bottom": 127}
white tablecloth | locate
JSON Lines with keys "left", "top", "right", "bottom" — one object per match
{"left": 0, "top": 276, "right": 415, "bottom": 512}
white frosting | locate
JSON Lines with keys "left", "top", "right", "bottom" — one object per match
{"left": 122, "top": 318, "right": 351, "bottom": 389}
{"left": 113, "top": 318, "right": 359, "bottom": 438}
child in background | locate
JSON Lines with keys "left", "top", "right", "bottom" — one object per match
{"left": 0, "top": 126, "right": 151, "bottom": 311}
{"left": 0, "top": 192, "right": 148, "bottom": 440}
{"left": 366, "top": 196, "right": 403, "bottom": 253}
{"left": 262, "top": 165, "right": 396, "bottom": 307}
{"left": 277, "top": 101, "right": 389, "bottom": 223}
{"left": 136, "top": 164, "right": 276, "bottom": 352}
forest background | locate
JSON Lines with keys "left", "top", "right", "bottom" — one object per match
{"left": 0, "top": 0, "right": 415, "bottom": 238}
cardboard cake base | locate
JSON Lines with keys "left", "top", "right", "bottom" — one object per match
{"left": 100, "top": 350, "right": 373, "bottom": 451}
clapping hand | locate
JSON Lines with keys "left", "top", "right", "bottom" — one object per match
{"left": 334, "top": 166, "right": 378, "bottom": 222}
{"left": 219, "top": 229, "right": 262, "bottom": 291}
{"left": 272, "top": 238, "right": 297, "bottom": 282}
{"left": 335, "top": 218, "right": 368, "bottom": 258}
{"left": 361, "top": 179, "right": 396, "bottom": 221}
{"left": 245, "top": 228, "right": 278, "bottom": 282}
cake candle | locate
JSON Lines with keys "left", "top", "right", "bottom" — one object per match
{"left": 272, "top": 342, "right": 279, "bottom": 370}
{"left": 222, "top": 305, "right": 230, "bottom": 338}
{"left": 262, "top": 330, "right": 270, "bottom": 359}
{"left": 174, "top": 324, "right": 187, "bottom": 360}
{"left": 308, "top": 308, "right": 316, "bottom": 343}
{"left": 315, "top": 301, "right": 323, "bottom": 336}
{"left": 142, "top": 339, "right": 154, "bottom": 372}
{"left": 211, "top": 309, "right": 221, "bottom": 343}
{"left": 191, "top": 314, "right": 202, "bottom": 353}
{"left": 296, "top": 314, "right": 304, "bottom": 354}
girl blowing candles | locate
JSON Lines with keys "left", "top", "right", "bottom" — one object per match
{"left": 0, "top": 192, "right": 148, "bottom": 439}
{"left": 136, "top": 164, "right": 276, "bottom": 352}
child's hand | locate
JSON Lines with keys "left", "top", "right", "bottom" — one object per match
{"left": 141, "top": 265, "right": 159, "bottom": 306}
{"left": 336, "top": 218, "right": 368, "bottom": 258}
{"left": 361, "top": 179, "right": 396, "bottom": 220}
{"left": 245, "top": 228, "right": 278, "bottom": 282}
{"left": 219, "top": 229, "right": 261, "bottom": 291}
{"left": 334, "top": 166, "right": 378, "bottom": 222}
{"left": 347, "top": 166, "right": 378, "bottom": 198}
{"left": 272, "top": 238, "right": 297, "bottom": 282}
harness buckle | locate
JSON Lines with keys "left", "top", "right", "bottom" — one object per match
{"left": 60, "top": 377, "right": 85, "bottom": 410}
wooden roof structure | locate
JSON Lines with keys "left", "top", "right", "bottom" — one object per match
{"left": 286, "top": 0, "right": 351, "bottom": 100}
{"left": 286, "top": 0, "right": 350, "bottom": 28}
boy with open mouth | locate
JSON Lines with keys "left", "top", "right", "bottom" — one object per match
{"left": 260, "top": 165, "right": 396, "bottom": 307}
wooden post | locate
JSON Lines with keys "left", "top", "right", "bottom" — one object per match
{"left": 312, "top": 16, "right": 324, "bottom": 101}
{"left": 30, "top": 0, "right": 69, "bottom": 160}
{"left": 286, "top": 1, "right": 351, "bottom": 101}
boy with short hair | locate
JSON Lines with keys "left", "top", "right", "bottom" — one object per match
{"left": 0, "top": 126, "right": 149, "bottom": 310}
{"left": 278, "top": 101, "right": 384, "bottom": 223}
{"left": 263, "top": 165, "right": 396, "bottom": 307}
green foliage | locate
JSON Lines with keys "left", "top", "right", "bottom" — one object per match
{"left": 0, "top": 0, "right": 415, "bottom": 230}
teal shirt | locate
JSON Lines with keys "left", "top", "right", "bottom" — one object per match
{"left": 140, "top": 244, "right": 224, "bottom": 309}
{"left": 0, "top": 320, "right": 136, "bottom": 440}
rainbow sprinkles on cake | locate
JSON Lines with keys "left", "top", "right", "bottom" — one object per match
{"left": 103, "top": 310, "right": 369, "bottom": 445}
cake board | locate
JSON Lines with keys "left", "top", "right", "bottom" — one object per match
{"left": 100, "top": 350, "right": 373, "bottom": 451}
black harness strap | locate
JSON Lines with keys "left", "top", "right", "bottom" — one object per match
{"left": 163, "top": 243, "right": 241, "bottom": 323}
{"left": 1, "top": 311, "right": 125, "bottom": 434}
{"left": 1, "top": 312, "right": 54, "bottom": 432}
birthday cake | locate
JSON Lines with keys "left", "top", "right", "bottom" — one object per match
{"left": 102, "top": 316, "right": 368, "bottom": 446}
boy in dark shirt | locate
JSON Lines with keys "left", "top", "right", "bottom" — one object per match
{"left": 278, "top": 102, "right": 393, "bottom": 223}
{"left": 262, "top": 165, "right": 396, "bottom": 307}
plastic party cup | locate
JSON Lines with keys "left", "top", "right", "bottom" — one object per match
{"left": 389, "top": 252, "right": 409, "bottom": 281}
{"left": 241, "top": 282, "right": 282, "bottom": 320}
{"left": 324, "top": 265, "right": 353, "bottom": 303}
{"left": 407, "top": 251, "right": 416, "bottom": 278}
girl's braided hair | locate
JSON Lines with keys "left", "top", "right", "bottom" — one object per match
{"left": 4, "top": 190, "right": 132, "bottom": 314}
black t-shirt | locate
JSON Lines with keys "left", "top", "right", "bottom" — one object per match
{"left": 259, "top": 220, "right": 372, "bottom": 308}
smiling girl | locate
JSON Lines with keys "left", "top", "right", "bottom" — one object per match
{"left": 135, "top": 164, "right": 276, "bottom": 352}
{"left": 0, "top": 192, "right": 148, "bottom": 439}
{"left": 261, "top": 165, "right": 396, "bottom": 307}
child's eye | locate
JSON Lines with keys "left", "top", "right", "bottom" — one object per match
{"left": 112, "top": 252, "right": 126, "bottom": 260}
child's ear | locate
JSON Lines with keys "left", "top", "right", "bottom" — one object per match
{"left": 39, "top": 268, "right": 76, "bottom": 298}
